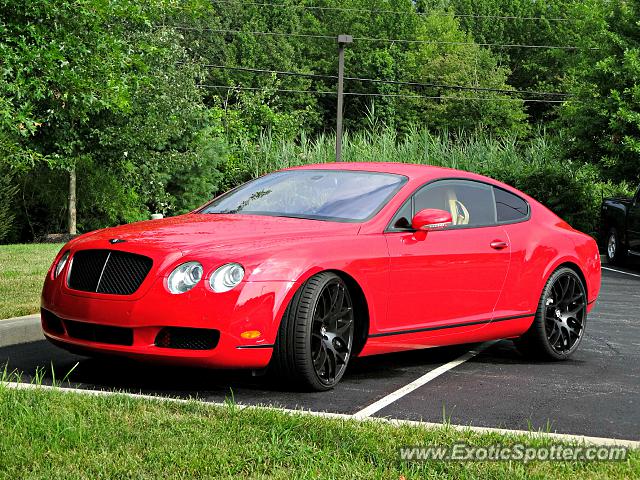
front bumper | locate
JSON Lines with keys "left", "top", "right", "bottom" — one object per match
{"left": 41, "top": 274, "right": 296, "bottom": 369}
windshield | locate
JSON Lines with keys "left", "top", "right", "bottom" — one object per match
{"left": 200, "top": 170, "right": 407, "bottom": 222}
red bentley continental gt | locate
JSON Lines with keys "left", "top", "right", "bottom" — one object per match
{"left": 41, "top": 163, "right": 601, "bottom": 390}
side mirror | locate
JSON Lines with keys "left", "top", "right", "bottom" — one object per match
{"left": 411, "top": 208, "right": 453, "bottom": 231}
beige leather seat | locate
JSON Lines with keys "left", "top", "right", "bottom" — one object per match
{"left": 445, "top": 189, "right": 470, "bottom": 226}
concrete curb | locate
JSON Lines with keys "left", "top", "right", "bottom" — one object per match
{"left": 0, "top": 314, "right": 43, "bottom": 348}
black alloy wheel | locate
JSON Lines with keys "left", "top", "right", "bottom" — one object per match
{"left": 272, "top": 272, "right": 355, "bottom": 391}
{"left": 515, "top": 267, "right": 587, "bottom": 360}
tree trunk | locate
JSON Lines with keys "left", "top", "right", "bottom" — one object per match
{"left": 68, "top": 166, "right": 77, "bottom": 235}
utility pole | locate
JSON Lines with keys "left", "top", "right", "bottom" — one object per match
{"left": 336, "top": 34, "right": 352, "bottom": 162}
{"left": 68, "top": 166, "right": 77, "bottom": 235}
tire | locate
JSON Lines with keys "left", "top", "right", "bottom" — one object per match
{"left": 271, "top": 272, "right": 355, "bottom": 391}
{"left": 605, "top": 227, "right": 626, "bottom": 265}
{"left": 515, "top": 267, "right": 587, "bottom": 361}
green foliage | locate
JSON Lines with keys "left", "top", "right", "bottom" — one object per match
{"left": 418, "top": 0, "right": 609, "bottom": 121}
{"left": 558, "top": 1, "right": 640, "bottom": 183}
{"left": 0, "top": 0, "right": 634, "bottom": 241}
{"left": 0, "top": 0, "right": 220, "bottom": 238}
{"left": 176, "top": 0, "right": 528, "bottom": 138}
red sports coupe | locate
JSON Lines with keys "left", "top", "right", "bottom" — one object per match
{"left": 41, "top": 163, "right": 601, "bottom": 390}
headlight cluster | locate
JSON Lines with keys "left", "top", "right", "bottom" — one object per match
{"left": 54, "top": 251, "right": 70, "bottom": 278}
{"left": 209, "top": 263, "right": 245, "bottom": 293}
{"left": 167, "top": 261, "right": 204, "bottom": 294}
{"left": 167, "top": 262, "right": 244, "bottom": 294}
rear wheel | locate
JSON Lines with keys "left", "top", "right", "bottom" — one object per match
{"left": 606, "top": 227, "right": 625, "bottom": 265}
{"left": 515, "top": 267, "right": 587, "bottom": 360}
{"left": 272, "top": 272, "right": 355, "bottom": 391}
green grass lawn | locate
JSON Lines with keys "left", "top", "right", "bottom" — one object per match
{"left": 0, "top": 243, "right": 63, "bottom": 319}
{"left": 0, "top": 384, "right": 637, "bottom": 479}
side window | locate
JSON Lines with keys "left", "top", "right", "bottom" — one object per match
{"left": 494, "top": 187, "right": 529, "bottom": 222}
{"left": 390, "top": 200, "right": 413, "bottom": 229}
{"left": 413, "top": 180, "right": 496, "bottom": 227}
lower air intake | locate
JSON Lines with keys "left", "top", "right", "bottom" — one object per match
{"left": 154, "top": 327, "right": 220, "bottom": 350}
{"left": 64, "top": 319, "right": 134, "bottom": 346}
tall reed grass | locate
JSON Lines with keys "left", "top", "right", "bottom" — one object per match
{"left": 221, "top": 129, "right": 629, "bottom": 236}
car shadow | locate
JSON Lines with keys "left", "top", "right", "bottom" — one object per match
{"left": 2, "top": 340, "right": 476, "bottom": 396}
{"left": 1, "top": 337, "right": 587, "bottom": 399}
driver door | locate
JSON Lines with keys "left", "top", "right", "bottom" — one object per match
{"left": 382, "top": 179, "right": 511, "bottom": 335}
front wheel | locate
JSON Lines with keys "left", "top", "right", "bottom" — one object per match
{"left": 515, "top": 267, "right": 587, "bottom": 360}
{"left": 272, "top": 272, "right": 355, "bottom": 391}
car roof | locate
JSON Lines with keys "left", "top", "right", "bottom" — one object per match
{"left": 286, "top": 162, "right": 481, "bottom": 183}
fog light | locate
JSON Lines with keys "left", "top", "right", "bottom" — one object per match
{"left": 240, "top": 330, "right": 261, "bottom": 339}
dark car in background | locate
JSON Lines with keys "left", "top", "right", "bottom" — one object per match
{"left": 601, "top": 184, "right": 640, "bottom": 265}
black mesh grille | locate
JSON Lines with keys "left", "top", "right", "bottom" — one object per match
{"left": 68, "top": 249, "right": 153, "bottom": 295}
{"left": 155, "top": 328, "right": 220, "bottom": 350}
{"left": 97, "top": 252, "right": 153, "bottom": 295}
{"left": 68, "top": 250, "right": 109, "bottom": 292}
{"left": 64, "top": 319, "right": 134, "bottom": 346}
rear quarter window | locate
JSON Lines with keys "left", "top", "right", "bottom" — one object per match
{"left": 494, "top": 187, "right": 529, "bottom": 222}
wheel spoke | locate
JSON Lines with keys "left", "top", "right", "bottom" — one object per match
{"left": 336, "top": 319, "right": 353, "bottom": 338}
{"left": 567, "top": 293, "right": 584, "bottom": 304}
{"left": 328, "top": 285, "right": 339, "bottom": 312}
{"left": 314, "top": 345, "right": 327, "bottom": 369}
{"left": 325, "top": 349, "right": 336, "bottom": 381}
{"left": 559, "top": 276, "right": 570, "bottom": 301}
{"left": 549, "top": 325, "right": 561, "bottom": 346}
{"left": 566, "top": 304, "right": 585, "bottom": 318}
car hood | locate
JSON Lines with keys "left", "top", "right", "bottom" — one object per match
{"left": 72, "top": 213, "right": 360, "bottom": 254}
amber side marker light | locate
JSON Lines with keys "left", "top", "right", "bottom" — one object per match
{"left": 240, "top": 330, "right": 262, "bottom": 339}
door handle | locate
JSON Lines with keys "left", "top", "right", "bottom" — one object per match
{"left": 490, "top": 240, "right": 509, "bottom": 250}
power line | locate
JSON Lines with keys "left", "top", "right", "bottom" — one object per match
{"left": 351, "top": 35, "right": 593, "bottom": 50}
{"left": 197, "top": 84, "right": 572, "bottom": 103}
{"left": 162, "top": 25, "right": 596, "bottom": 51}
{"left": 197, "top": 84, "right": 335, "bottom": 95}
{"left": 197, "top": 63, "right": 571, "bottom": 97}
{"left": 210, "top": 0, "right": 576, "bottom": 23}
{"left": 161, "top": 25, "right": 334, "bottom": 40}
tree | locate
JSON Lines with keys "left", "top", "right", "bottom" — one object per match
{"left": 558, "top": 1, "right": 640, "bottom": 182}
{"left": 0, "top": 0, "right": 212, "bottom": 236}
{"left": 417, "top": 0, "right": 608, "bottom": 122}
{"left": 0, "top": 0, "right": 141, "bottom": 233}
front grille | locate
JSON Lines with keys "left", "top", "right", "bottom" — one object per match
{"left": 155, "top": 327, "right": 220, "bottom": 350}
{"left": 64, "top": 319, "right": 134, "bottom": 346}
{"left": 68, "top": 249, "right": 153, "bottom": 295}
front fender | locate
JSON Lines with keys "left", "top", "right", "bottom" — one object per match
{"left": 250, "top": 235, "right": 390, "bottom": 339}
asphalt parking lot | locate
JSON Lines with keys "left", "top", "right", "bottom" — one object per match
{"left": 2, "top": 264, "right": 639, "bottom": 441}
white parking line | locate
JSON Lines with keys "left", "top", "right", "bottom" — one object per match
{"left": 3, "top": 380, "right": 638, "bottom": 448}
{"left": 602, "top": 266, "right": 640, "bottom": 279}
{"left": 352, "top": 341, "right": 497, "bottom": 419}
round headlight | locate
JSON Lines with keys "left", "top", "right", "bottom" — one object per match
{"left": 167, "top": 261, "right": 203, "bottom": 294}
{"left": 209, "top": 263, "right": 245, "bottom": 293}
{"left": 54, "top": 251, "right": 70, "bottom": 278}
